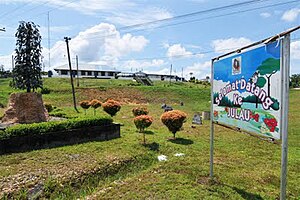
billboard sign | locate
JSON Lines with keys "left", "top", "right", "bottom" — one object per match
{"left": 212, "top": 41, "right": 282, "bottom": 140}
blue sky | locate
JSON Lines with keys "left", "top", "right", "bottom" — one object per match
{"left": 0, "top": 0, "right": 300, "bottom": 79}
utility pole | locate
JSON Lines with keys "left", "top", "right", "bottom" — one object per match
{"left": 11, "top": 55, "right": 14, "bottom": 70}
{"left": 76, "top": 55, "right": 79, "bottom": 87}
{"left": 47, "top": 12, "right": 51, "bottom": 70}
{"left": 64, "top": 37, "right": 78, "bottom": 112}
{"left": 181, "top": 67, "right": 184, "bottom": 82}
{"left": 169, "top": 64, "right": 172, "bottom": 85}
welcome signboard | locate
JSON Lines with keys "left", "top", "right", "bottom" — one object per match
{"left": 212, "top": 41, "right": 282, "bottom": 140}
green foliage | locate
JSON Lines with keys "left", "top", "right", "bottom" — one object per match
{"left": 132, "top": 106, "right": 149, "bottom": 117}
{"left": 160, "top": 110, "right": 187, "bottom": 138}
{"left": 44, "top": 103, "right": 53, "bottom": 112}
{"left": 1, "top": 117, "right": 112, "bottom": 139}
{"left": 41, "top": 87, "right": 51, "bottom": 94}
{"left": 290, "top": 74, "right": 300, "bottom": 88}
{"left": 256, "top": 77, "right": 266, "bottom": 87}
{"left": 12, "top": 21, "right": 43, "bottom": 92}
{"left": 257, "top": 58, "right": 280, "bottom": 75}
{"left": 102, "top": 99, "right": 121, "bottom": 117}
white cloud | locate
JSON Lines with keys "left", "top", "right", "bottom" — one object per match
{"left": 121, "top": 59, "right": 166, "bottom": 72}
{"left": 166, "top": 43, "right": 203, "bottom": 59}
{"left": 291, "top": 41, "right": 300, "bottom": 60}
{"left": 211, "top": 37, "right": 252, "bottom": 54}
{"left": 260, "top": 12, "right": 271, "bottom": 18}
{"left": 0, "top": 54, "right": 14, "bottom": 70}
{"left": 106, "top": 7, "right": 172, "bottom": 26}
{"left": 185, "top": 61, "right": 211, "bottom": 79}
{"left": 281, "top": 8, "right": 300, "bottom": 22}
{"left": 43, "top": 23, "right": 148, "bottom": 68}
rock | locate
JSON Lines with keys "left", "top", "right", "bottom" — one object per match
{"left": 1, "top": 93, "right": 49, "bottom": 124}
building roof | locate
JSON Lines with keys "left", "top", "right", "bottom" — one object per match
{"left": 54, "top": 64, "right": 120, "bottom": 72}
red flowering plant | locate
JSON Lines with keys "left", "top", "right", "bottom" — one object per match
{"left": 160, "top": 110, "right": 187, "bottom": 139}
{"left": 250, "top": 112, "right": 260, "bottom": 122}
{"left": 79, "top": 100, "right": 90, "bottom": 115}
{"left": 264, "top": 118, "right": 278, "bottom": 132}
{"left": 90, "top": 99, "right": 102, "bottom": 116}
{"left": 134, "top": 115, "right": 153, "bottom": 144}
{"left": 132, "top": 106, "right": 149, "bottom": 117}
{"left": 102, "top": 99, "right": 121, "bottom": 117}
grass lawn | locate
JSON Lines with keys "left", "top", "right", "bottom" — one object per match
{"left": 0, "top": 78, "right": 299, "bottom": 199}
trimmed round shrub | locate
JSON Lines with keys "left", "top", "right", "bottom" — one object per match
{"left": 102, "top": 99, "right": 121, "bottom": 117}
{"left": 79, "top": 100, "right": 91, "bottom": 114}
{"left": 161, "top": 110, "right": 187, "bottom": 139}
{"left": 134, "top": 115, "right": 153, "bottom": 132}
{"left": 90, "top": 99, "right": 102, "bottom": 115}
{"left": 134, "top": 115, "right": 153, "bottom": 144}
{"left": 132, "top": 106, "right": 149, "bottom": 117}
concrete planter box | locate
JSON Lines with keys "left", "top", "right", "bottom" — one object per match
{"left": 0, "top": 123, "right": 120, "bottom": 154}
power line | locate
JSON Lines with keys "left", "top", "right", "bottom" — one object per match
{"left": 74, "top": 0, "right": 300, "bottom": 42}
{"left": 0, "top": 0, "right": 34, "bottom": 20}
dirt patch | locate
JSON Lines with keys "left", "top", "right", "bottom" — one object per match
{"left": 78, "top": 88, "right": 148, "bottom": 104}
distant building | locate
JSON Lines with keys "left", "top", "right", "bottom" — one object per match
{"left": 54, "top": 64, "right": 185, "bottom": 81}
{"left": 54, "top": 64, "right": 121, "bottom": 79}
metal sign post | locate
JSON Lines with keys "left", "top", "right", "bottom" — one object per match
{"left": 210, "top": 59, "right": 215, "bottom": 178}
{"left": 280, "top": 34, "right": 290, "bottom": 200}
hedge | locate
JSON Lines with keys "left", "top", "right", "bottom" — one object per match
{"left": 0, "top": 117, "right": 113, "bottom": 140}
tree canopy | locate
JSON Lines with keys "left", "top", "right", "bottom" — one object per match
{"left": 12, "top": 21, "right": 43, "bottom": 92}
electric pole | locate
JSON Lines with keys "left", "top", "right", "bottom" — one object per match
{"left": 169, "top": 64, "right": 172, "bottom": 85}
{"left": 76, "top": 55, "right": 79, "bottom": 87}
{"left": 47, "top": 12, "right": 51, "bottom": 70}
{"left": 64, "top": 37, "right": 78, "bottom": 112}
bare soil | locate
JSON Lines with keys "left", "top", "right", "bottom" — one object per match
{"left": 78, "top": 88, "right": 148, "bottom": 104}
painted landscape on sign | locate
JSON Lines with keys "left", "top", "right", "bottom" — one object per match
{"left": 213, "top": 42, "right": 282, "bottom": 140}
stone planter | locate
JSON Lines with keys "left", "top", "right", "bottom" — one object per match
{"left": 0, "top": 123, "right": 120, "bottom": 154}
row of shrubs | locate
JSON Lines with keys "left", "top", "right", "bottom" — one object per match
{"left": 132, "top": 106, "right": 187, "bottom": 144}
{"left": 80, "top": 99, "right": 121, "bottom": 117}
{"left": 0, "top": 117, "right": 113, "bottom": 140}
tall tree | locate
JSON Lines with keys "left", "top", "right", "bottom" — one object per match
{"left": 257, "top": 58, "right": 280, "bottom": 97}
{"left": 12, "top": 21, "right": 42, "bottom": 92}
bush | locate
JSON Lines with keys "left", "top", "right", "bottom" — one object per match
{"left": 161, "top": 110, "right": 187, "bottom": 139}
{"left": 1, "top": 117, "right": 113, "bottom": 139}
{"left": 132, "top": 106, "right": 149, "bottom": 117}
{"left": 102, "top": 99, "right": 121, "bottom": 117}
{"left": 79, "top": 100, "right": 91, "bottom": 114}
{"left": 134, "top": 115, "right": 153, "bottom": 144}
{"left": 90, "top": 99, "right": 102, "bottom": 115}
{"left": 41, "top": 87, "right": 51, "bottom": 94}
{"left": 44, "top": 103, "right": 53, "bottom": 112}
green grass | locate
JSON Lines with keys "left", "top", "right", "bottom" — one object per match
{"left": 0, "top": 78, "right": 299, "bottom": 199}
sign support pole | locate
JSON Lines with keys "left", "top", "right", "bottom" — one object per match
{"left": 210, "top": 59, "right": 215, "bottom": 178}
{"left": 280, "top": 34, "right": 290, "bottom": 200}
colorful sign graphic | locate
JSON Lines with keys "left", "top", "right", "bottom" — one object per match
{"left": 213, "top": 41, "right": 282, "bottom": 140}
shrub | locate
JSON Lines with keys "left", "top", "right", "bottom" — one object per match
{"left": 1, "top": 117, "right": 113, "bottom": 139}
{"left": 132, "top": 106, "right": 149, "bottom": 117}
{"left": 134, "top": 115, "right": 153, "bottom": 144}
{"left": 160, "top": 110, "right": 187, "bottom": 139}
{"left": 41, "top": 87, "right": 51, "bottom": 94}
{"left": 102, "top": 99, "right": 121, "bottom": 117}
{"left": 90, "top": 99, "right": 102, "bottom": 116}
{"left": 44, "top": 103, "right": 53, "bottom": 112}
{"left": 79, "top": 100, "right": 90, "bottom": 114}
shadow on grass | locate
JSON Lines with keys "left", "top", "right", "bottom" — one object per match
{"left": 143, "top": 142, "right": 160, "bottom": 151}
{"left": 168, "top": 137, "right": 194, "bottom": 145}
{"left": 144, "top": 130, "right": 155, "bottom": 135}
{"left": 231, "top": 187, "right": 263, "bottom": 200}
